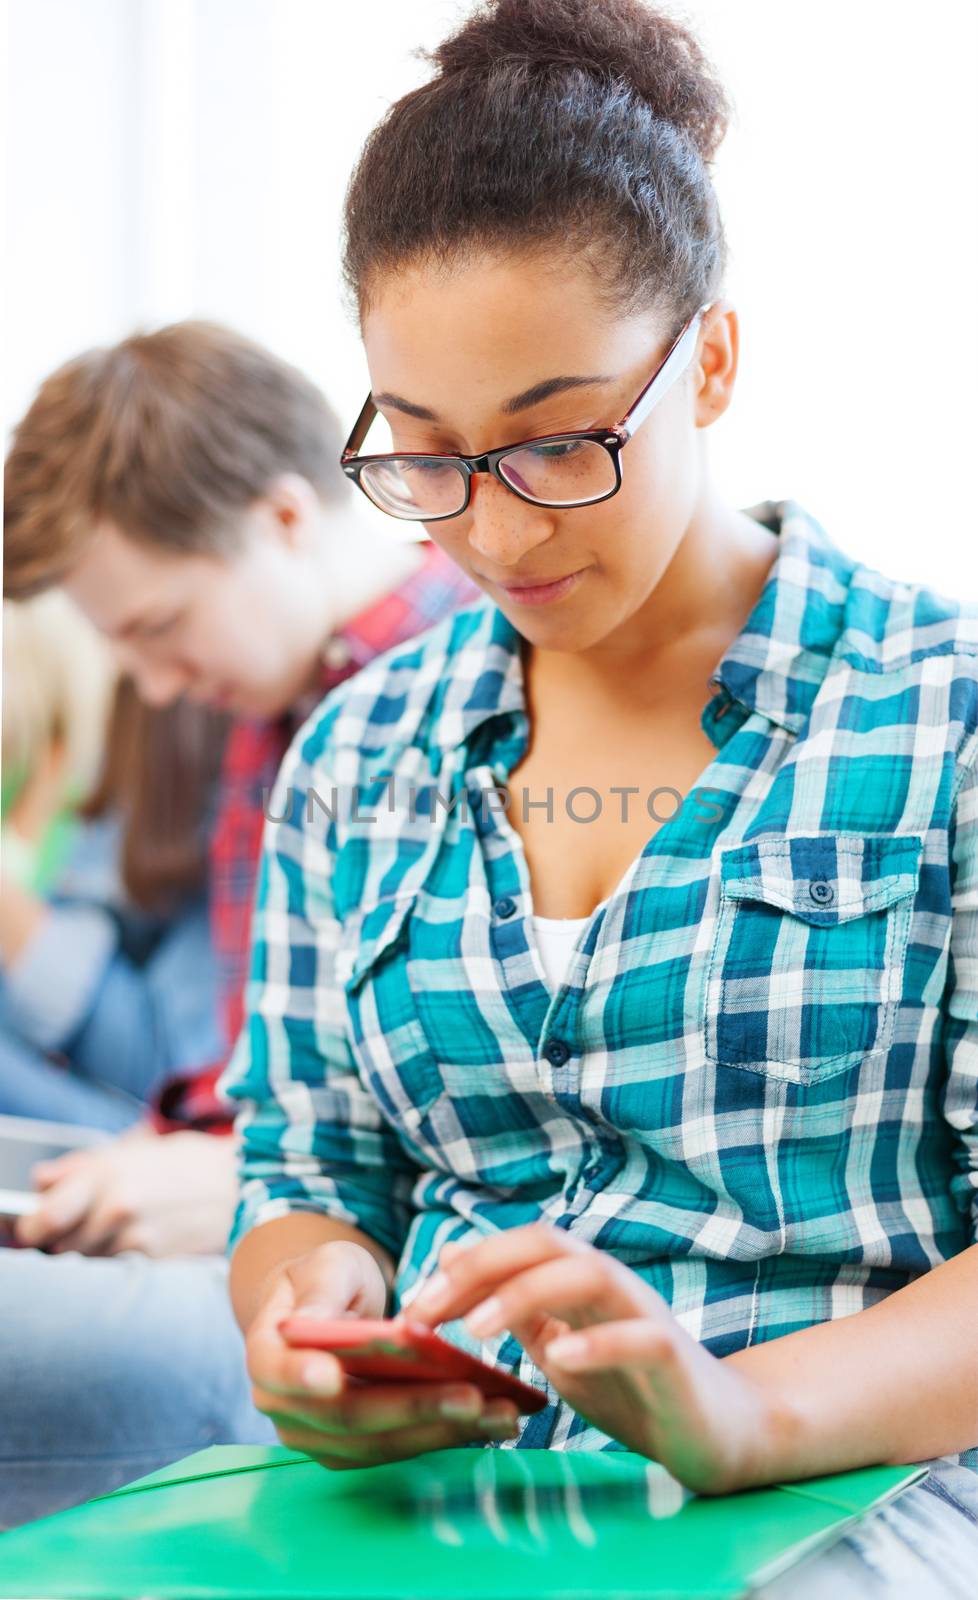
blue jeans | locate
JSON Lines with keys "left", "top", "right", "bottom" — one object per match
{"left": 0, "top": 1248, "right": 277, "bottom": 1530}
{"left": 0, "top": 897, "right": 223, "bottom": 1132}
{"left": 0, "top": 1028, "right": 143, "bottom": 1132}
{"left": 756, "top": 1473, "right": 978, "bottom": 1597}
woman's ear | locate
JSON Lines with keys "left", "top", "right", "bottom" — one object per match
{"left": 693, "top": 298, "right": 739, "bottom": 429}
{"left": 259, "top": 472, "right": 322, "bottom": 551}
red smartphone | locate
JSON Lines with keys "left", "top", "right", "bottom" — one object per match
{"left": 278, "top": 1316, "right": 549, "bottom": 1413}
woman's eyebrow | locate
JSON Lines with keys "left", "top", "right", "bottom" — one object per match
{"left": 373, "top": 372, "right": 614, "bottom": 424}
{"left": 373, "top": 391, "right": 439, "bottom": 421}
{"left": 500, "top": 373, "right": 614, "bottom": 415}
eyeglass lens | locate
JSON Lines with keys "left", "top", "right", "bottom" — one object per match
{"left": 358, "top": 438, "right": 617, "bottom": 519}
{"left": 497, "top": 440, "right": 617, "bottom": 506}
{"left": 359, "top": 458, "right": 466, "bottom": 519}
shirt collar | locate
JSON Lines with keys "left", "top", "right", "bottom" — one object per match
{"left": 432, "top": 498, "right": 855, "bottom": 756}
{"left": 707, "top": 498, "right": 855, "bottom": 734}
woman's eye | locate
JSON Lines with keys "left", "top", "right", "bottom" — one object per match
{"left": 530, "top": 439, "right": 585, "bottom": 461}
{"left": 402, "top": 459, "right": 456, "bottom": 476}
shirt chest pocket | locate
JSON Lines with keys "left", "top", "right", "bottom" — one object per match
{"left": 705, "top": 833, "right": 922, "bottom": 1085}
{"left": 339, "top": 892, "right": 447, "bottom": 1142}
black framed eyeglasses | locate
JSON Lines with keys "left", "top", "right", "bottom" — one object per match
{"left": 340, "top": 301, "right": 714, "bottom": 522}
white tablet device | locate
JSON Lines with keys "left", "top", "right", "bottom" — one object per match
{"left": 0, "top": 1113, "right": 108, "bottom": 1222}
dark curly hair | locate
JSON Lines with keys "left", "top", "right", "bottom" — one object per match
{"left": 343, "top": 0, "right": 733, "bottom": 328}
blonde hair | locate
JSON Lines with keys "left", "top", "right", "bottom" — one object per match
{"left": 2, "top": 591, "right": 116, "bottom": 802}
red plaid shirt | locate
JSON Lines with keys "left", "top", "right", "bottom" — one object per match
{"left": 152, "top": 540, "right": 478, "bottom": 1133}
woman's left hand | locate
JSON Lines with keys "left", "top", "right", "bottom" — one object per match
{"left": 406, "top": 1223, "right": 788, "bottom": 1494}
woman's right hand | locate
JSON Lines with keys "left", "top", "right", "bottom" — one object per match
{"left": 245, "top": 1239, "right": 521, "bottom": 1467}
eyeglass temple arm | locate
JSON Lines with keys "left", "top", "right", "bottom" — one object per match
{"left": 615, "top": 302, "right": 714, "bottom": 441}
{"left": 342, "top": 395, "right": 378, "bottom": 460}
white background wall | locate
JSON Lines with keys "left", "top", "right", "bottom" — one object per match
{"left": 4, "top": 0, "right": 977, "bottom": 589}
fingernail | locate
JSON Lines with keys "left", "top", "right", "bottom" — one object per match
{"left": 466, "top": 1295, "right": 503, "bottom": 1335}
{"left": 545, "top": 1334, "right": 588, "bottom": 1365}
{"left": 301, "top": 1357, "right": 342, "bottom": 1395}
{"left": 413, "top": 1270, "right": 450, "bottom": 1313}
{"left": 438, "top": 1386, "right": 481, "bottom": 1420}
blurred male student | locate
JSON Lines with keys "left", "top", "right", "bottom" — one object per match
{"left": 0, "top": 321, "right": 476, "bottom": 1526}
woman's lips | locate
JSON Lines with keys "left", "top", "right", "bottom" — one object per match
{"left": 499, "top": 569, "right": 586, "bottom": 607}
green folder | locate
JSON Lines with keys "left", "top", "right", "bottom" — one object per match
{"left": 0, "top": 1444, "right": 925, "bottom": 1599}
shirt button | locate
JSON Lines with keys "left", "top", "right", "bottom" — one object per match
{"left": 543, "top": 1038, "right": 572, "bottom": 1067}
{"left": 494, "top": 896, "right": 517, "bottom": 919}
{"left": 809, "top": 879, "right": 835, "bottom": 905}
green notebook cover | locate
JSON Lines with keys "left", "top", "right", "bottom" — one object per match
{"left": 0, "top": 1443, "right": 926, "bottom": 1600}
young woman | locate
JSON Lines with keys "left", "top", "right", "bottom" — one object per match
{"left": 225, "top": 2, "right": 977, "bottom": 1589}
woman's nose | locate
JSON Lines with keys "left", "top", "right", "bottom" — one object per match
{"left": 464, "top": 475, "right": 555, "bottom": 568}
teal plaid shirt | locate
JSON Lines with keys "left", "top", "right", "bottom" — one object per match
{"left": 221, "top": 499, "right": 978, "bottom": 1454}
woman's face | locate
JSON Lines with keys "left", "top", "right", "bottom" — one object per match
{"left": 361, "top": 252, "right": 734, "bottom": 655}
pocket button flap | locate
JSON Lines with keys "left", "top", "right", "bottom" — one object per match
{"left": 719, "top": 833, "right": 923, "bottom": 925}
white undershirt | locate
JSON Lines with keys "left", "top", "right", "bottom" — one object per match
{"left": 533, "top": 914, "right": 590, "bottom": 992}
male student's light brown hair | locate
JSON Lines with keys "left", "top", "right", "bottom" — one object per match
{"left": 3, "top": 320, "right": 346, "bottom": 599}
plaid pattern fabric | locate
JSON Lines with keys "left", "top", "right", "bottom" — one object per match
{"left": 221, "top": 499, "right": 978, "bottom": 1457}
{"left": 707, "top": 831, "right": 924, "bottom": 1081}
{"left": 152, "top": 539, "right": 477, "bottom": 1132}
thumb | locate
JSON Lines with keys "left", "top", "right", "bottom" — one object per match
{"left": 288, "top": 1241, "right": 364, "bottom": 1318}
{"left": 249, "top": 1243, "right": 368, "bottom": 1388}
{"left": 16, "top": 1171, "right": 94, "bottom": 1248}
{"left": 32, "top": 1153, "right": 84, "bottom": 1190}
{"left": 281, "top": 1238, "right": 391, "bottom": 1335}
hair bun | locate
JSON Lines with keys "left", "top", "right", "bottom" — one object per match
{"left": 429, "top": 0, "right": 730, "bottom": 163}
